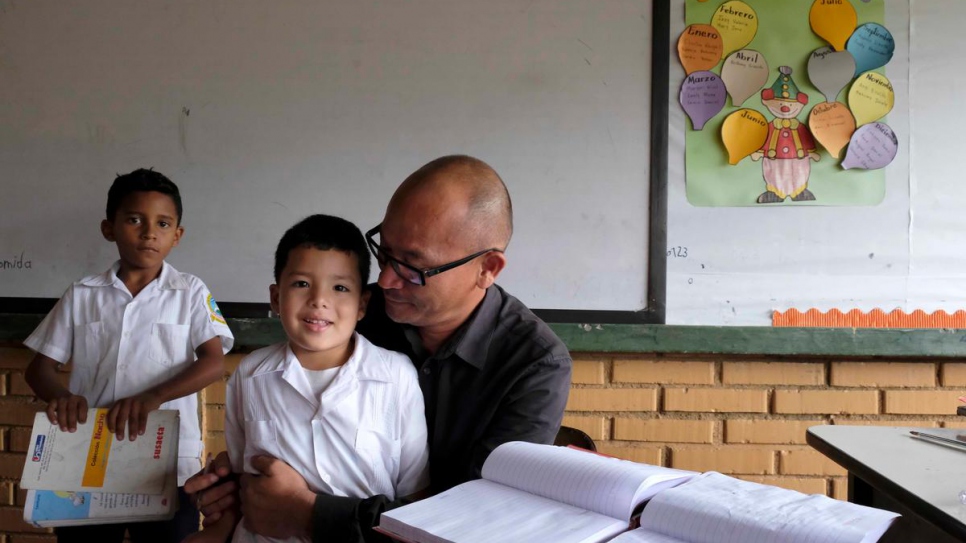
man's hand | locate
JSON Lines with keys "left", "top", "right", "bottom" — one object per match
{"left": 46, "top": 394, "right": 88, "bottom": 432}
{"left": 184, "top": 451, "right": 237, "bottom": 526}
{"left": 107, "top": 391, "right": 162, "bottom": 441}
{"left": 240, "top": 455, "right": 315, "bottom": 539}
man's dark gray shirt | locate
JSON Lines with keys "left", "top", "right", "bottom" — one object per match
{"left": 311, "top": 284, "right": 572, "bottom": 542}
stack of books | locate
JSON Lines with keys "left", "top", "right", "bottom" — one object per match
{"left": 19, "top": 408, "right": 180, "bottom": 527}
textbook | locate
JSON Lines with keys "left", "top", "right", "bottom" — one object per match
{"left": 376, "top": 441, "right": 697, "bottom": 543}
{"left": 20, "top": 408, "right": 179, "bottom": 494}
{"left": 609, "top": 471, "right": 899, "bottom": 543}
{"left": 22, "top": 481, "right": 178, "bottom": 528}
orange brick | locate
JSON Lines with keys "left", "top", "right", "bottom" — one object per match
{"left": 883, "top": 390, "right": 962, "bottom": 415}
{"left": 595, "top": 444, "right": 663, "bottom": 465}
{"left": 832, "top": 477, "right": 849, "bottom": 500}
{"left": 725, "top": 419, "right": 824, "bottom": 444}
{"left": 671, "top": 445, "right": 775, "bottom": 474}
{"left": 571, "top": 358, "right": 606, "bottom": 385}
{"left": 737, "top": 475, "right": 828, "bottom": 495}
{"left": 205, "top": 406, "right": 226, "bottom": 433}
{"left": 561, "top": 415, "right": 609, "bottom": 441}
{"left": 831, "top": 362, "right": 936, "bottom": 387}
{"left": 205, "top": 433, "right": 226, "bottom": 456}
{"left": 566, "top": 388, "right": 658, "bottom": 412}
{"left": 0, "top": 398, "right": 43, "bottom": 427}
{"left": 779, "top": 447, "right": 847, "bottom": 476}
{"left": 664, "top": 387, "right": 768, "bottom": 413}
{"left": 0, "top": 348, "right": 33, "bottom": 369}
{"left": 722, "top": 362, "right": 824, "bottom": 386}
{"left": 941, "top": 363, "right": 966, "bottom": 387}
{"left": 831, "top": 417, "right": 939, "bottom": 427}
{"left": 942, "top": 420, "right": 966, "bottom": 430}
{"left": 0, "top": 452, "right": 27, "bottom": 479}
{"left": 0, "top": 481, "right": 14, "bottom": 506}
{"left": 774, "top": 390, "right": 878, "bottom": 415}
{"left": 613, "top": 359, "right": 714, "bottom": 385}
{"left": 16, "top": 484, "right": 28, "bottom": 506}
{"left": 205, "top": 379, "right": 227, "bottom": 405}
{"left": 7, "top": 372, "right": 35, "bottom": 397}
{"left": 9, "top": 427, "right": 32, "bottom": 452}
{"left": 0, "top": 373, "right": 6, "bottom": 396}
{"left": 613, "top": 418, "right": 714, "bottom": 443}
{"left": 9, "top": 534, "right": 59, "bottom": 543}
{"left": 225, "top": 353, "right": 245, "bottom": 373}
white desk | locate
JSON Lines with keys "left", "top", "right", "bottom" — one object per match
{"left": 807, "top": 425, "right": 966, "bottom": 541}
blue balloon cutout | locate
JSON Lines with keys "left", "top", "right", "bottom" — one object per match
{"left": 847, "top": 23, "right": 895, "bottom": 77}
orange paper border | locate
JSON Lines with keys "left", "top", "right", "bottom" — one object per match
{"left": 773, "top": 309, "right": 966, "bottom": 328}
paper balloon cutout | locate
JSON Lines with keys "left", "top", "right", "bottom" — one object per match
{"left": 680, "top": 71, "right": 727, "bottom": 130}
{"left": 847, "top": 23, "right": 895, "bottom": 76}
{"left": 808, "top": 102, "right": 856, "bottom": 158}
{"left": 678, "top": 24, "right": 724, "bottom": 74}
{"left": 848, "top": 71, "right": 894, "bottom": 126}
{"left": 722, "top": 109, "right": 769, "bottom": 164}
{"left": 841, "top": 122, "right": 897, "bottom": 170}
{"left": 721, "top": 50, "right": 769, "bottom": 106}
{"left": 710, "top": 1, "right": 759, "bottom": 59}
{"left": 809, "top": 0, "right": 858, "bottom": 52}
{"left": 807, "top": 46, "right": 856, "bottom": 103}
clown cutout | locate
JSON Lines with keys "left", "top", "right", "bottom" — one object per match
{"left": 750, "top": 66, "right": 821, "bottom": 203}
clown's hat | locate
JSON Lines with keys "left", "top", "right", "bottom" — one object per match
{"left": 761, "top": 66, "right": 808, "bottom": 104}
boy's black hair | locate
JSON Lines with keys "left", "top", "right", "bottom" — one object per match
{"left": 106, "top": 168, "right": 183, "bottom": 224}
{"left": 274, "top": 214, "right": 371, "bottom": 286}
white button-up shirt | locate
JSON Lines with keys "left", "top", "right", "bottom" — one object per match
{"left": 24, "top": 261, "right": 234, "bottom": 485}
{"left": 226, "top": 335, "right": 429, "bottom": 543}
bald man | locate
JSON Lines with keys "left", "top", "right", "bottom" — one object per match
{"left": 186, "top": 156, "right": 572, "bottom": 543}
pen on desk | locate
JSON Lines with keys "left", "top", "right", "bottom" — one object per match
{"left": 196, "top": 453, "right": 214, "bottom": 509}
{"left": 909, "top": 430, "right": 966, "bottom": 452}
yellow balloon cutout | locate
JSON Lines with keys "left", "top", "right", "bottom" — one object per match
{"left": 722, "top": 109, "right": 769, "bottom": 165}
{"left": 808, "top": 102, "right": 856, "bottom": 158}
{"left": 809, "top": 0, "right": 857, "bottom": 52}
{"left": 678, "top": 24, "right": 724, "bottom": 74}
{"left": 848, "top": 71, "right": 894, "bottom": 126}
{"left": 710, "top": 1, "right": 759, "bottom": 59}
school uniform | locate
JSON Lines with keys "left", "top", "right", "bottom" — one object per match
{"left": 226, "top": 333, "right": 429, "bottom": 543}
{"left": 24, "top": 260, "right": 235, "bottom": 486}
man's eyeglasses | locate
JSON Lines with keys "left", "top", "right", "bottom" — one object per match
{"left": 365, "top": 224, "right": 503, "bottom": 286}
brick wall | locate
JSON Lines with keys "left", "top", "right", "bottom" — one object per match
{"left": 2, "top": 345, "right": 966, "bottom": 541}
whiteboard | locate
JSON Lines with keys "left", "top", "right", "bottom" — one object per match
{"left": 663, "top": 0, "right": 964, "bottom": 325}
{"left": 0, "top": 0, "right": 653, "bottom": 312}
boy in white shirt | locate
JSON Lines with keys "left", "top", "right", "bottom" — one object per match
{"left": 24, "top": 169, "right": 234, "bottom": 543}
{"left": 196, "top": 214, "right": 429, "bottom": 543}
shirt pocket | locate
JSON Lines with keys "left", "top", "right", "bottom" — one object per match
{"left": 148, "top": 323, "right": 191, "bottom": 367}
{"left": 243, "top": 420, "right": 280, "bottom": 473}
{"left": 355, "top": 428, "right": 401, "bottom": 497}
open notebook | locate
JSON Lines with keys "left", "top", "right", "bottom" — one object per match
{"left": 610, "top": 472, "right": 898, "bottom": 543}
{"left": 377, "top": 442, "right": 697, "bottom": 543}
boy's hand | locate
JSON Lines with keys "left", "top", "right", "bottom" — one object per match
{"left": 107, "top": 392, "right": 162, "bottom": 441}
{"left": 46, "top": 394, "right": 89, "bottom": 432}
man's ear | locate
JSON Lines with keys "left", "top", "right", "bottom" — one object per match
{"left": 172, "top": 225, "right": 185, "bottom": 248}
{"left": 101, "top": 219, "right": 115, "bottom": 242}
{"left": 357, "top": 289, "right": 372, "bottom": 321}
{"left": 269, "top": 284, "right": 280, "bottom": 316}
{"left": 476, "top": 251, "right": 507, "bottom": 289}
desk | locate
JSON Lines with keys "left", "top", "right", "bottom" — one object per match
{"left": 807, "top": 425, "right": 966, "bottom": 542}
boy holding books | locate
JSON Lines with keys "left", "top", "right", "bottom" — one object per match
{"left": 24, "top": 169, "right": 234, "bottom": 543}
{"left": 193, "top": 214, "right": 429, "bottom": 543}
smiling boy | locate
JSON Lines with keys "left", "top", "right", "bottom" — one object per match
{"left": 195, "top": 214, "right": 429, "bottom": 543}
{"left": 24, "top": 168, "right": 234, "bottom": 543}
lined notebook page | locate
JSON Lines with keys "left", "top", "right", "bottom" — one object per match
{"left": 378, "top": 479, "right": 629, "bottom": 543}
{"left": 634, "top": 472, "right": 899, "bottom": 543}
{"left": 481, "top": 442, "right": 695, "bottom": 520}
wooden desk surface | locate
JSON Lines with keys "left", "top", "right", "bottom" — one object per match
{"left": 807, "top": 425, "right": 966, "bottom": 540}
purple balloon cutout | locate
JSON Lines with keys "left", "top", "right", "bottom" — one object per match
{"left": 841, "top": 122, "right": 898, "bottom": 170}
{"left": 680, "top": 71, "right": 727, "bottom": 130}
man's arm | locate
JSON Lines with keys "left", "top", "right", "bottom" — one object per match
{"left": 107, "top": 336, "right": 225, "bottom": 440}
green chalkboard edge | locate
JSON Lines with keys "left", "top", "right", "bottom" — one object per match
{"left": 4, "top": 313, "right": 965, "bottom": 358}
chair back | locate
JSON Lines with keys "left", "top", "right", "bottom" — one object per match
{"left": 553, "top": 425, "right": 597, "bottom": 451}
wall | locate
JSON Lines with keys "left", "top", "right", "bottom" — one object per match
{"left": 3, "top": 340, "right": 965, "bottom": 541}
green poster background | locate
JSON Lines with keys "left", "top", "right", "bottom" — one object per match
{"left": 684, "top": 0, "right": 888, "bottom": 206}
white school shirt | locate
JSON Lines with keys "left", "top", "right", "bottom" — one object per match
{"left": 226, "top": 335, "right": 430, "bottom": 543}
{"left": 24, "top": 261, "right": 235, "bottom": 485}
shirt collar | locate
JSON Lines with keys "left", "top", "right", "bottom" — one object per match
{"left": 78, "top": 260, "right": 188, "bottom": 291}
{"left": 436, "top": 286, "right": 501, "bottom": 370}
{"left": 260, "top": 334, "right": 393, "bottom": 383}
